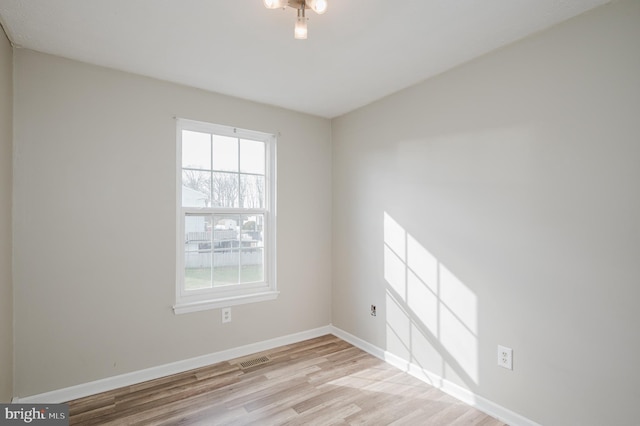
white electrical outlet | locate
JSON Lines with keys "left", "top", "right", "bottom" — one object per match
{"left": 222, "top": 307, "right": 231, "bottom": 323}
{"left": 498, "top": 345, "right": 513, "bottom": 370}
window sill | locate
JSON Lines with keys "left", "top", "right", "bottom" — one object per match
{"left": 173, "top": 290, "right": 280, "bottom": 314}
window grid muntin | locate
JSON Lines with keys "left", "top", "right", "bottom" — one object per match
{"left": 181, "top": 135, "right": 266, "bottom": 209}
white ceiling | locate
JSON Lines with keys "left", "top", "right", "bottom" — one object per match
{"left": 0, "top": 0, "right": 610, "bottom": 118}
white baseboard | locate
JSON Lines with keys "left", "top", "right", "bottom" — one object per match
{"left": 14, "top": 325, "right": 332, "bottom": 404}
{"left": 329, "top": 325, "right": 541, "bottom": 426}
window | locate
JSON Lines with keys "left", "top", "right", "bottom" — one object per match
{"left": 174, "top": 119, "right": 277, "bottom": 314}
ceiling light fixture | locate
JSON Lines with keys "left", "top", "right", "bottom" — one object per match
{"left": 264, "top": 0, "right": 328, "bottom": 40}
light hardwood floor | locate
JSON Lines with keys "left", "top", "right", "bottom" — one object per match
{"left": 67, "top": 335, "right": 506, "bottom": 425}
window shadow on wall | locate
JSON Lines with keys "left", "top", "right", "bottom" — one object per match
{"left": 384, "top": 212, "right": 479, "bottom": 389}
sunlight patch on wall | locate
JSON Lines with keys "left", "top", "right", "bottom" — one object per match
{"left": 386, "top": 293, "right": 412, "bottom": 361}
{"left": 407, "top": 234, "right": 438, "bottom": 336}
{"left": 440, "top": 264, "right": 478, "bottom": 382}
{"left": 384, "top": 212, "right": 406, "bottom": 260}
{"left": 383, "top": 213, "right": 407, "bottom": 300}
{"left": 383, "top": 212, "right": 479, "bottom": 385}
{"left": 410, "top": 322, "right": 444, "bottom": 384}
{"left": 384, "top": 245, "right": 407, "bottom": 300}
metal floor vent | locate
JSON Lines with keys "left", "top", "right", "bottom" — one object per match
{"left": 239, "top": 356, "right": 271, "bottom": 369}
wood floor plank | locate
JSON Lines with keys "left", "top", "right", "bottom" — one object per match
{"left": 67, "top": 335, "right": 507, "bottom": 425}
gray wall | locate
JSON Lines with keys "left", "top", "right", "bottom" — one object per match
{"left": 0, "top": 25, "right": 13, "bottom": 403}
{"left": 332, "top": 1, "right": 640, "bottom": 425}
{"left": 12, "top": 50, "right": 332, "bottom": 397}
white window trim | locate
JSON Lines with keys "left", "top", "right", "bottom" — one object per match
{"left": 174, "top": 118, "right": 278, "bottom": 314}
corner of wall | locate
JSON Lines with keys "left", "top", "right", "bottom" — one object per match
{"left": 0, "top": 20, "right": 14, "bottom": 403}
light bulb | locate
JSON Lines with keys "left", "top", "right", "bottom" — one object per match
{"left": 263, "top": 0, "right": 287, "bottom": 9}
{"left": 309, "top": 0, "right": 328, "bottom": 14}
{"left": 294, "top": 16, "right": 308, "bottom": 39}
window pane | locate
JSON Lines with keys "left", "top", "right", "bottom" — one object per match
{"left": 211, "top": 172, "right": 239, "bottom": 207}
{"left": 240, "top": 175, "right": 265, "bottom": 209}
{"left": 240, "top": 139, "right": 265, "bottom": 175}
{"left": 213, "top": 250, "right": 239, "bottom": 286}
{"left": 213, "top": 215, "right": 239, "bottom": 286}
{"left": 182, "top": 130, "right": 211, "bottom": 170}
{"left": 240, "top": 248, "right": 264, "bottom": 284}
{"left": 213, "top": 214, "right": 239, "bottom": 249}
{"left": 241, "top": 214, "right": 264, "bottom": 248}
{"left": 184, "top": 215, "right": 212, "bottom": 290}
{"left": 182, "top": 170, "right": 211, "bottom": 207}
{"left": 212, "top": 135, "right": 238, "bottom": 172}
